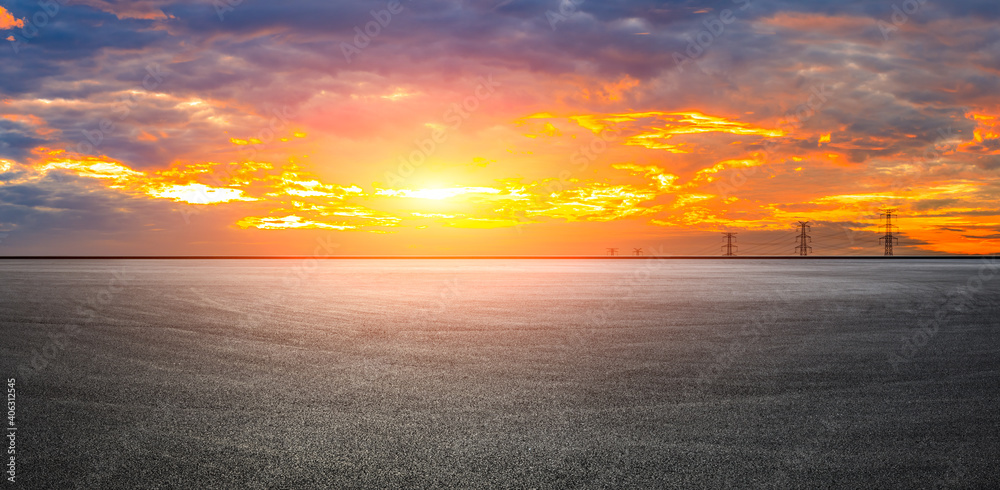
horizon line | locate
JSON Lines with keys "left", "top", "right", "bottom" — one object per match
{"left": 0, "top": 255, "right": 994, "bottom": 260}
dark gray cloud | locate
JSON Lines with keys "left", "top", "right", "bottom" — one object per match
{"left": 0, "top": 173, "right": 171, "bottom": 233}
{"left": 0, "top": 120, "right": 45, "bottom": 159}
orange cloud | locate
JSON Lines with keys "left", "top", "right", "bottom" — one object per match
{"left": 758, "top": 12, "right": 875, "bottom": 35}
{"left": 960, "top": 112, "right": 1000, "bottom": 154}
{"left": 0, "top": 7, "right": 24, "bottom": 30}
{"left": 565, "top": 111, "right": 784, "bottom": 151}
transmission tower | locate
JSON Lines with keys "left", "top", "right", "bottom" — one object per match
{"left": 721, "top": 233, "right": 738, "bottom": 256}
{"left": 879, "top": 208, "right": 899, "bottom": 256}
{"left": 606, "top": 247, "right": 619, "bottom": 256}
{"left": 795, "top": 221, "right": 812, "bottom": 256}
{"left": 633, "top": 248, "right": 643, "bottom": 256}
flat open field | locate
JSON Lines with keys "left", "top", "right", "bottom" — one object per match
{"left": 2, "top": 259, "right": 999, "bottom": 488}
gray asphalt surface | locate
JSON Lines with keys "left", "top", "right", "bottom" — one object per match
{"left": 1, "top": 259, "right": 999, "bottom": 488}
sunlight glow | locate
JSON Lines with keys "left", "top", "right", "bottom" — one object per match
{"left": 236, "top": 215, "right": 355, "bottom": 230}
{"left": 42, "top": 159, "right": 143, "bottom": 182}
{"left": 377, "top": 187, "right": 502, "bottom": 200}
{"left": 149, "top": 183, "right": 257, "bottom": 204}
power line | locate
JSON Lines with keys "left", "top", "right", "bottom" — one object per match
{"left": 879, "top": 208, "right": 899, "bottom": 256}
{"left": 721, "top": 233, "right": 738, "bottom": 256}
{"left": 795, "top": 221, "right": 812, "bottom": 256}
{"left": 737, "top": 232, "right": 797, "bottom": 255}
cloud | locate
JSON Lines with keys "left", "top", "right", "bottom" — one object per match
{"left": 0, "top": 6, "right": 24, "bottom": 29}
{"left": 2, "top": 0, "right": 1000, "bottom": 254}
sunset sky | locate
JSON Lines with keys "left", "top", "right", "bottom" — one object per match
{"left": 1, "top": 0, "right": 999, "bottom": 255}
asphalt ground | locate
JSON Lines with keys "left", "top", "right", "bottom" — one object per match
{"left": 1, "top": 259, "right": 998, "bottom": 488}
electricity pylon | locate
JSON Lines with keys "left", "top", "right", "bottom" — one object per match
{"left": 795, "top": 221, "right": 812, "bottom": 256}
{"left": 721, "top": 233, "right": 738, "bottom": 256}
{"left": 633, "top": 248, "right": 643, "bottom": 256}
{"left": 879, "top": 208, "right": 899, "bottom": 256}
{"left": 606, "top": 247, "right": 619, "bottom": 256}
